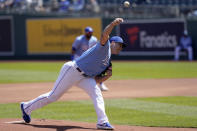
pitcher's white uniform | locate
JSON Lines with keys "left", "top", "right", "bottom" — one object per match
{"left": 22, "top": 40, "right": 111, "bottom": 124}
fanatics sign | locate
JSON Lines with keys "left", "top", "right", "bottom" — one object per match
{"left": 119, "top": 19, "right": 185, "bottom": 56}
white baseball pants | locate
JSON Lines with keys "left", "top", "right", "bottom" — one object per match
{"left": 174, "top": 46, "right": 193, "bottom": 61}
{"left": 22, "top": 61, "right": 109, "bottom": 124}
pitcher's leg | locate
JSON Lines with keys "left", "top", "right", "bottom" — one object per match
{"left": 77, "top": 78, "right": 109, "bottom": 124}
{"left": 99, "top": 82, "right": 109, "bottom": 91}
{"left": 23, "top": 63, "right": 75, "bottom": 115}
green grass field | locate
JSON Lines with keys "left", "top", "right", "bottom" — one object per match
{"left": 0, "top": 61, "right": 197, "bottom": 83}
{"left": 0, "top": 61, "right": 197, "bottom": 128}
{"left": 0, "top": 96, "right": 197, "bottom": 128}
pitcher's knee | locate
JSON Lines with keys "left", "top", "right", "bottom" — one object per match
{"left": 47, "top": 95, "right": 59, "bottom": 103}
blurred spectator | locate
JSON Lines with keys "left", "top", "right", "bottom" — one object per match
{"left": 11, "top": 0, "right": 28, "bottom": 11}
{"left": 26, "top": 0, "right": 45, "bottom": 12}
{"left": 59, "top": 0, "right": 70, "bottom": 13}
{"left": 35, "top": 5, "right": 45, "bottom": 12}
{"left": 90, "top": 0, "right": 100, "bottom": 13}
{"left": 0, "top": 0, "right": 5, "bottom": 9}
{"left": 13, "top": 0, "right": 23, "bottom": 8}
{"left": 4, "top": 0, "right": 14, "bottom": 9}
{"left": 50, "top": 0, "right": 59, "bottom": 12}
{"left": 174, "top": 30, "right": 193, "bottom": 61}
{"left": 37, "top": 0, "right": 43, "bottom": 7}
{"left": 188, "top": 10, "right": 197, "bottom": 17}
{"left": 26, "top": 0, "right": 32, "bottom": 9}
{"left": 69, "top": 0, "right": 84, "bottom": 11}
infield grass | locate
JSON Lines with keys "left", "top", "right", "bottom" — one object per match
{"left": 0, "top": 61, "right": 197, "bottom": 83}
{"left": 0, "top": 96, "right": 197, "bottom": 128}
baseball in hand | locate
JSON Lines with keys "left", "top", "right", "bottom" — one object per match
{"left": 124, "top": 1, "right": 130, "bottom": 7}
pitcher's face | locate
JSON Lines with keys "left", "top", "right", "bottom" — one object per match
{"left": 110, "top": 42, "right": 123, "bottom": 54}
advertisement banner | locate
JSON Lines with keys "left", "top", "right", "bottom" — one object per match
{"left": 26, "top": 18, "right": 101, "bottom": 54}
{"left": 119, "top": 19, "right": 185, "bottom": 55}
{"left": 0, "top": 16, "right": 14, "bottom": 55}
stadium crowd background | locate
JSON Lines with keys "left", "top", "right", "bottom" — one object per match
{"left": 1, "top": 0, "right": 197, "bottom": 18}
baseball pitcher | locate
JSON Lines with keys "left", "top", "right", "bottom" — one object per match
{"left": 20, "top": 18, "right": 126, "bottom": 130}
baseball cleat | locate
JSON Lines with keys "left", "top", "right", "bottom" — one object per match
{"left": 20, "top": 103, "right": 31, "bottom": 123}
{"left": 100, "top": 83, "right": 109, "bottom": 91}
{"left": 97, "top": 122, "right": 114, "bottom": 130}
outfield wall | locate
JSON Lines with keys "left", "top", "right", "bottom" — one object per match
{"left": 0, "top": 14, "right": 196, "bottom": 60}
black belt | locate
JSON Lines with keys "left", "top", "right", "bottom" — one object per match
{"left": 76, "top": 67, "right": 88, "bottom": 77}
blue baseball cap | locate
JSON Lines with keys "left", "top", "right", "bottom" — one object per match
{"left": 85, "top": 27, "right": 93, "bottom": 33}
{"left": 110, "top": 36, "right": 126, "bottom": 47}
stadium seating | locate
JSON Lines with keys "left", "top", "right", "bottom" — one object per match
{"left": 94, "top": 0, "right": 197, "bottom": 6}
{"left": 0, "top": 0, "right": 197, "bottom": 19}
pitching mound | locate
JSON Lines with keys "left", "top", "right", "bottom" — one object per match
{"left": 0, "top": 79, "right": 197, "bottom": 103}
{"left": 1, "top": 118, "right": 197, "bottom": 131}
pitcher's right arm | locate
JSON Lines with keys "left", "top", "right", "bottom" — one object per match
{"left": 100, "top": 18, "right": 123, "bottom": 46}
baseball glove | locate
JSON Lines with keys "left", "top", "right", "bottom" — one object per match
{"left": 97, "top": 61, "right": 112, "bottom": 77}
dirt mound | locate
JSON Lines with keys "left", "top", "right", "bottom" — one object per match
{"left": 0, "top": 79, "right": 197, "bottom": 104}
{"left": 1, "top": 118, "right": 197, "bottom": 131}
